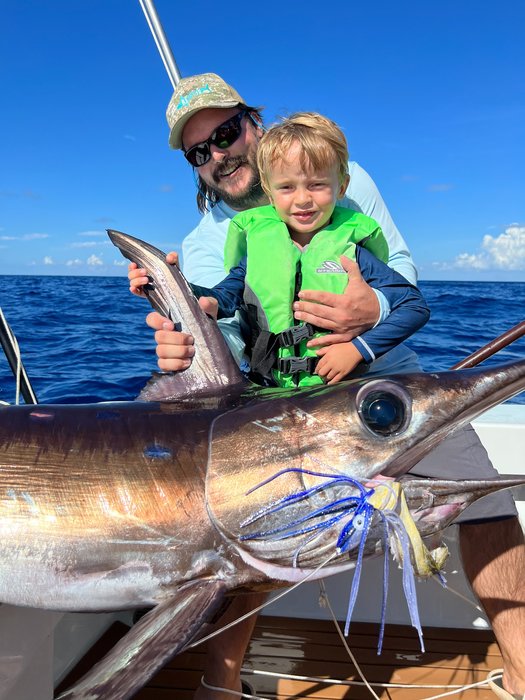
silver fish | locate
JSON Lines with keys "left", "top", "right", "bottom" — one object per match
{"left": 0, "top": 230, "right": 522, "bottom": 699}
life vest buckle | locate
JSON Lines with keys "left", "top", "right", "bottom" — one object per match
{"left": 277, "top": 356, "right": 318, "bottom": 375}
{"left": 278, "top": 323, "right": 315, "bottom": 347}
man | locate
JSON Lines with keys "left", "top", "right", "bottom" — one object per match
{"left": 130, "top": 73, "right": 525, "bottom": 700}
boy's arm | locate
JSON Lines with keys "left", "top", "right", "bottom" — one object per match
{"left": 189, "top": 258, "right": 247, "bottom": 319}
{"left": 349, "top": 246, "right": 430, "bottom": 364}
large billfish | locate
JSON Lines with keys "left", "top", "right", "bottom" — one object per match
{"left": 0, "top": 229, "right": 523, "bottom": 700}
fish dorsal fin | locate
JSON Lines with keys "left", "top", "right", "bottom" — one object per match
{"left": 108, "top": 229, "right": 246, "bottom": 401}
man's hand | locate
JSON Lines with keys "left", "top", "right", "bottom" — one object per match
{"left": 292, "top": 255, "right": 380, "bottom": 348}
{"left": 146, "top": 296, "right": 218, "bottom": 372}
{"left": 128, "top": 252, "right": 179, "bottom": 297}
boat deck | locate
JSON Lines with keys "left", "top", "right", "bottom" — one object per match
{"left": 57, "top": 615, "right": 502, "bottom": 699}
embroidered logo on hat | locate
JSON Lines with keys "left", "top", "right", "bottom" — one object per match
{"left": 316, "top": 260, "right": 346, "bottom": 273}
{"left": 176, "top": 84, "right": 212, "bottom": 111}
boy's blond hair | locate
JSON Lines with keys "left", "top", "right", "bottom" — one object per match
{"left": 257, "top": 112, "right": 349, "bottom": 196}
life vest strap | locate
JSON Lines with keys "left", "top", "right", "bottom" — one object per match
{"left": 249, "top": 323, "right": 319, "bottom": 381}
{"left": 277, "top": 323, "right": 316, "bottom": 348}
{"left": 277, "top": 356, "right": 318, "bottom": 375}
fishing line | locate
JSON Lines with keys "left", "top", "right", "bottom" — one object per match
{"left": 186, "top": 550, "right": 340, "bottom": 649}
{"left": 432, "top": 567, "right": 484, "bottom": 612}
{"left": 241, "top": 666, "right": 492, "bottom": 699}
{"left": 201, "top": 676, "right": 268, "bottom": 700}
{"left": 237, "top": 581, "right": 494, "bottom": 700}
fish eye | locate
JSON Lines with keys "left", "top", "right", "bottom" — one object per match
{"left": 357, "top": 382, "right": 411, "bottom": 437}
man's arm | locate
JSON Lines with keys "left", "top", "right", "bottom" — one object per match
{"left": 348, "top": 246, "right": 429, "bottom": 364}
{"left": 342, "top": 162, "right": 417, "bottom": 285}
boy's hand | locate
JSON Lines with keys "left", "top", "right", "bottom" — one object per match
{"left": 146, "top": 295, "right": 218, "bottom": 372}
{"left": 146, "top": 311, "right": 194, "bottom": 371}
{"left": 316, "top": 342, "right": 363, "bottom": 385}
{"left": 199, "top": 296, "right": 219, "bottom": 320}
{"left": 128, "top": 252, "right": 180, "bottom": 297}
{"left": 292, "top": 255, "right": 380, "bottom": 341}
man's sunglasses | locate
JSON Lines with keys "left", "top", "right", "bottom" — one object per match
{"left": 183, "top": 110, "right": 249, "bottom": 168}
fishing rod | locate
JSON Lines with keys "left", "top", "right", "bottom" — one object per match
{"left": 450, "top": 319, "right": 525, "bottom": 370}
{"left": 0, "top": 308, "right": 38, "bottom": 404}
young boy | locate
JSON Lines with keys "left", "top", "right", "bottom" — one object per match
{"left": 132, "top": 112, "right": 429, "bottom": 387}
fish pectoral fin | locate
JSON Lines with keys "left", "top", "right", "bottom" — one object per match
{"left": 55, "top": 579, "right": 228, "bottom": 700}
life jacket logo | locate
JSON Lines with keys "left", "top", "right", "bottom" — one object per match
{"left": 316, "top": 260, "right": 346, "bottom": 273}
{"left": 176, "top": 84, "right": 212, "bottom": 110}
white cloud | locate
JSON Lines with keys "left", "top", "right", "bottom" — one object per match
{"left": 427, "top": 183, "right": 453, "bottom": 192}
{"left": 24, "top": 233, "right": 48, "bottom": 240}
{"left": 43, "top": 256, "right": 54, "bottom": 265}
{"left": 113, "top": 259, "right": 127, "bottom": 267}
{"left": 72, "top": 241, "right": 98, "bottom": 248}
{"left": 87, "top": 254, "right": 103, "bottom": 266}
{"left": 480, "top": 225, "right": 525, "bottom": 270}
{"left": 78, "top": 230, "right": 105, "bottom": 237}
{"left": 435, "top": 225, "right": 525, "bottom": 271}
{"left": 0, "top": 233, "right": 48, "bottom": 241}
{"left": 452, "top": 253, "right": 489, "bottom": 270}
{"left": 66, "top": 259, "right": 83, "bottom": 266}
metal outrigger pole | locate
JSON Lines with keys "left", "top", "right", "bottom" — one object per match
{"left": 138, "top": 0, "right": 181, "bottom": 87}
{"left": 0, "top": 309, "right": 38, "bottom": 404}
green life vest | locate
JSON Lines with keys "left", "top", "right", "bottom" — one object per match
{"left": 224, "top": 205, "right": 389, "bottom": 388}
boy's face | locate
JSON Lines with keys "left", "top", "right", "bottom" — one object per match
{"left": 266, "top": 144, "right": 348, "bottom": 239}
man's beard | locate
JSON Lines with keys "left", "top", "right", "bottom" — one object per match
{"left": 209, "top": 153, "right": 266, "bottom": 211}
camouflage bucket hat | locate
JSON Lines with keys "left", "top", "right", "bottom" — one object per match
{"left": 166, "top": 73, "right": 245, "bottom": 150}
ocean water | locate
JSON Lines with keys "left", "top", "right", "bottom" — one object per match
{"left": 0, "top": 276, "right": 524, "bottom": 405}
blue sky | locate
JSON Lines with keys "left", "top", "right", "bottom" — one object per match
{"left": 1, "top": 0, "right": 524, "bottom": 280}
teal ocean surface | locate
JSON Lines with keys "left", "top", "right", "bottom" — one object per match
{"left": 0, "top": 277, "right": 524, "bottom": 405}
